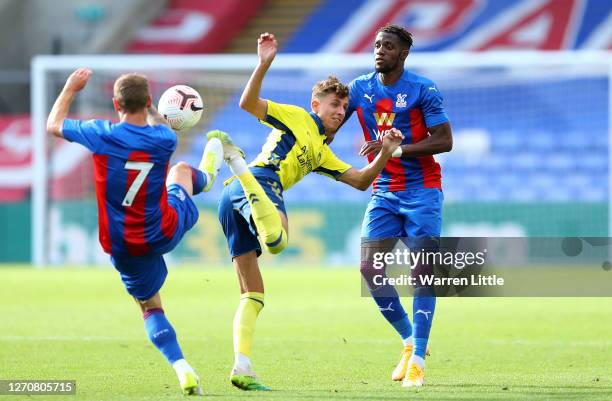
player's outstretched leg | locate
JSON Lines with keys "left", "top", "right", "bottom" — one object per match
{"left": 139, "top": 293, "right": 203, "bottom": 395}
{"left": 166, "top": 137, "right": 222, "bottom": 197}
{"left": 199, "top": 136, "right": 223, "bottom": 192}
{"left": 207, "top": 129, "right": 288, "bottom": 254}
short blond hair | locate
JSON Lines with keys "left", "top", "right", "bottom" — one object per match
{"left": 113, "top": 73, "right": 150, "bottom": 113}
{"left": 312, "top": 75, "right": 348, "bottom": 100}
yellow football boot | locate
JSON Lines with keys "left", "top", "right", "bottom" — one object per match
{"left": 392, "top": 344, "right": 430, "bottom": 381}
{"left": 392, "top": 344, "right": 413, "bottom": 381}
{"left": 179, "top": 370, "right": 203, "bottom": 395}
{"left": 402, "top": 359, "right": 425, "bottom": 388}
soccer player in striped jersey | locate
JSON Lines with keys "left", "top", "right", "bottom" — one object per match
{"left": 209, "top": 33, "right": 404, "bottom": 391}
{"left": 46, "top": 68, "right": 224, "bottom": 395}
{"left": 345, "top": 24, "right": 453, "bottom": 387}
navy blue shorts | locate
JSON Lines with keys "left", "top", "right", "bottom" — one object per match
{"left": 218, "top": 167, "right": 286, "bottom": 258}
{"left": 111, "top": 183, "right": 199, "bottom": 301}
{"left": 111, "top": 253, "right": 168, "bottom": 301}
{"left": 155, "top": 183, "right": 199, "bottom": 254}
{"left": 361, "top": 188, "right": 443, "bottom": 239}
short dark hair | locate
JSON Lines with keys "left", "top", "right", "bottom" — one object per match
{"left": 312, "top": 75, "right": 349, "bottom": 100}
{"left": 377, "top": 23, "right": 413, "bottom": 50}
{"left": 113, "top": 73, "right": 150, "bottom": 113}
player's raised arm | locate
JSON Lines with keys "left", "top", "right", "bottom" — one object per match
{"left": 47, "top": 68, "right": 92, "bottom": 138}
{"left": 339, "top": 128, "right": 404, "bottom": 191}
{"left": 239, "top": 33, "right": 278, "bottom": 120}
{"left": 146, "top": 104, "right": 171, "bottom": 128}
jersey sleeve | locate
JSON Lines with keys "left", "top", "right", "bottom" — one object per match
{"left": 314, "top": 145, "right": 352, "bottom": 180}
{"left": 420, "top": 81, "right": 449, "bottom": 128}
{"left": 62, "top": 119, "right": 108, "bottom": 153}
{"left": 260, "top": 100, "right": 307, "bottom": 132}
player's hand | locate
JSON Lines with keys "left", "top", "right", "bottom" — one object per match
{"left": 359, "top": 140, "right": 382, "bottom": 156}
{"left": 258, "top": 32, "right": 278, "bottom": 65}
{"left": 64, "top": 68, "right": 92, "bottom": 93}
{"left": 381, "top": 128, "right": 404, "bottom": 155}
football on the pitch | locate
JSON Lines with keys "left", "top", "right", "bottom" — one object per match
{"left": 158, "top": 85, "right": 204, "bottom": 131}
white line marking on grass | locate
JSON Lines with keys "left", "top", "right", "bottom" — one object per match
{"left": 256, "top": 337, "right": 396, "bottom": 344}
{"left": 0, "top": 336, "right": 136, "bottom": 341}
{"left": 486, "top": 339, "right": 612, "bottom": 346}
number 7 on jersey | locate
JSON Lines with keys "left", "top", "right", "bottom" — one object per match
{"left": 122, "top": 161, "right": 153, "bottom": 207}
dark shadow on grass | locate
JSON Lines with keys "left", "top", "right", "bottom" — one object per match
{"left": 434, "top": 383, "right": 612, "bottom": 391}
{"left": 201, "top": 386, "right": 612, "bottom": 401}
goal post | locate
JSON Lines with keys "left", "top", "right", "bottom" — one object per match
{"left": 31, "top": 51, "right": 612, "bottom": 267}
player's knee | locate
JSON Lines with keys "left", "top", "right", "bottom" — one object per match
{"left": 170, "top": 161, "right": 191, "bottom": 178}
{"left": 267, "top": 244, "right": 284, "bottom": 254}
{"left": 265, "top": 229, "right": 288, "bottom": 254}
{"left": 168, "top": 162, "right": 193, "bottom": 189}
{"left": 360, "top": 259, "right": 378, "bottom": 282}
{"left": 266, "top": 240, "right": 286, "bottom": 254}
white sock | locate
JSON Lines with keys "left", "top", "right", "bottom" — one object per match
{"left": 402, "top": 336, "right": 414, "bottom": 347}
{"left": 228, "top": 155, "right": 248, "bottom": 177}
{"left": 172, "top": 358, "right": 194, "bottom": 376}
{"left": 234, "top": 352, "right": 253, "bottom": 372}
{"left": 410, "top": 354, "right": 425, "bottom": 368}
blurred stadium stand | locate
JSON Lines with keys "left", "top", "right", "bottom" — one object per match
{"left": 286, "top": 0, "right": 612, "bottom": 52}
{"left": 127, "top": 0, "right": 266, "bottom": 54}
{"left": 0, "top": 0, "right": 166, "bottom": 113}
{"left": 0, "top": 0, "right": 611, "bottom": 263}
{"left": 225, "top": 0, "right": 321, "bottom": 54}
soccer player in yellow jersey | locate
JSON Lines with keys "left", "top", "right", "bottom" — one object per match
{"left": 208, "top": 33, "right": 404, "bottom": 391}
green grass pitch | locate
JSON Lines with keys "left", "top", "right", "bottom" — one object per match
{"left": 1, "top": 266, "right": 611, "bottom": 400}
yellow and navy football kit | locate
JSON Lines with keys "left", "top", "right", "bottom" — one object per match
{"left": 218, "top": 100, "right": 352, "bottom": 257}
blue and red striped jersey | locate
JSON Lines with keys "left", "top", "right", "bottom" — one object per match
{"left": 347, "top": 70, "right": 449, "bottom": 192}
{"left": 62, "top": 119, "right": 178, "bottom": 257}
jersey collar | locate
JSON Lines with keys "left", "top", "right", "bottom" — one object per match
{"left": 309, "top": 112, "right": 326, "bottom": 136}
{"left": 377, "top": 69, "right": 408, "bottom": 88}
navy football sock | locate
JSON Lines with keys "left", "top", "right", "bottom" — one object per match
{"left": 370, "top": 286, "right": 412, "bottom": 340}
{"left": 190, "top": 166, "right": 207, "bottom": 195}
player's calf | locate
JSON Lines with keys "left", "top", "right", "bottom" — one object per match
{"left": 167, "top": 161, "right": 198, "bottom": 195}
{"left": 360, "top": 245, "right": 415, "bottom": 361}
{"left": 167, "top": 135, "right": 222, "bottom": 195}
{"left": 141, "top": 304, "right": 202, "bottom": 395}
{"left": 209, "top": 130, "right": 289, "bottom": 254}
{"left": 241, "top": 175, "right": 288, "bottom": 254}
